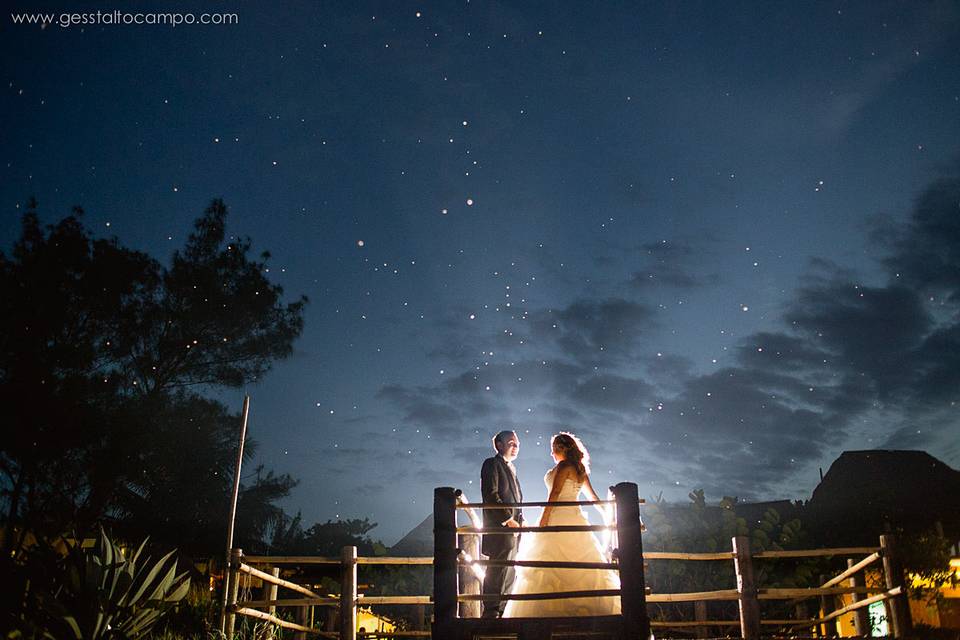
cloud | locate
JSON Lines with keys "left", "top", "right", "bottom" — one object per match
{"left": 629, "top": 241, "right": 720, "bottom": 290}
{"left": 377, "top": 384, "right": 465, "bottom": 439}
{"left": 572, "top": 374, "right": 656, "bottom": 413}
{"left": 645, "top": 172, "right": 960, "bottom": 490}
{"left": 355, "top": 483, "right": 386, "bottom": 496}
{"left": 373, "top": 170, "right": 960, "bottom": 501}
{"left": 545, "top": 298, "right": 659, "bottom": 365}
{"left": 911, "top": 324, "right": 960, "bottom": 405}
{"left": 883, "top": 175, "right": 960, "bottom": 300}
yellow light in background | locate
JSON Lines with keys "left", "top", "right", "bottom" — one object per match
{"left": 910, "top": 572, "right": 938, "bottom": 589}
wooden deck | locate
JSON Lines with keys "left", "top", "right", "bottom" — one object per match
{"left": 433, "top": 615, "right": 626, "bottom": 640}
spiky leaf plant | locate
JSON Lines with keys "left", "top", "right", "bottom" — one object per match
{"left": 52, "top": 528, "right": 191, "bottom": 639}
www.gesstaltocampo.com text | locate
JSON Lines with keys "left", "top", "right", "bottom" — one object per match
{"left": 10, "top": 11, "right": 239, "bottom": 28}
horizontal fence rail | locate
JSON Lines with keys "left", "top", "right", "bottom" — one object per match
{"left": 757, "top": 586, "right": 879, "bottom": 599}
{"left": 239, "top": 597, "right": 343, "bottom": 608}
{"left": 457, "top": 589, "right": 623, "bottom": 602}
{"left": 651, "top": 619, "right": 741, "bottom": 627}
{"left": 455, "top": 499, "right": 644, "bottom": 508}
{"left": 644, "top": 551, "right": 735, "bottom": 561}
{"left": 456, "top": 524, "right": 615, "bottom": 534}
{"left": 467, "top": 558, "right": 618, "bottom": 570}
{"left": 648, "top": 589, "right": 741, "bottom": 603}
{"left": 242, "top": 555, "right": 434, "bottom": 565}
{"left": 752, "top": 546, "right": 879, "bottom": 559}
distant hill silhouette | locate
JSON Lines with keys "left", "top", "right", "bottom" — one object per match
{"left": 390, "top": 514, "right": 433, "bottom": 556}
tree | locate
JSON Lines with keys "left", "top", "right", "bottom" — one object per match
{"left": 283, "top": 518, "right": 385, "bottom": 558}
{"left": 0, "top": 201, "right": 157, "bottom": 552}
{"left": 0, "top": 198, "right": 306, "bottom": 556}
{"left": 116, "top": 199, "right": 305, "bottom": 395}
{"left": 110, "top": 395, "right": 297, "bottom": 556}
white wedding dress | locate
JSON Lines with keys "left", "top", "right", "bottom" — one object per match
{"left": 503, "top": 467, "right": 622, "bottom": 617}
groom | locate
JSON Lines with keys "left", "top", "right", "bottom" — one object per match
{"left": 480, "top": 430, "right": 523, "bottom": 618}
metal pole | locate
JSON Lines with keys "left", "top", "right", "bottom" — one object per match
{"left": 220, "top": 395, "right": 251, "bottom": 632}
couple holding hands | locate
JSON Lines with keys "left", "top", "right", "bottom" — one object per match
{"left": 479, "top": 430, "right": 621, "bottom": 618}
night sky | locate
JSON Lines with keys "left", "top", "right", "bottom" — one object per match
{"left": 4, "top": 1, "right": 960, "bottom": 543}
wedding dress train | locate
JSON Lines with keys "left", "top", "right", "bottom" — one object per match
{"left": 503, "top": 467, "right": 621, "bottom": 617}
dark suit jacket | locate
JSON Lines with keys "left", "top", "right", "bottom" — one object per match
{"left": 480, "top": 454, "right": 523, "bottom": 556}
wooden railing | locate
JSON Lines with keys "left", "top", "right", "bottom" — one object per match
{"left": 434, "top": 481, "right": 650, "bottom": 640}
{"left": 434, "top": 481, "right": 915, "bottom": 640}
{"left": 638, "top": 542, "right": 907, "bottom": 638}
{"left": 223, "top": 548, "right": 431, "bottom": 640}
{"left": 224, "top": 481, "right": 915, "bottom": 640}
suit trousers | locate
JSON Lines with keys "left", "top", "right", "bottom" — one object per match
{"left": 482, "top": 535, "right": 518, "bottom": 617}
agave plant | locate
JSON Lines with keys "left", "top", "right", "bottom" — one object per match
{"left": 50, "top": 528, "right": 191, "bottom": 639}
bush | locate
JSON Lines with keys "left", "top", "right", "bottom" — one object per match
{"left": 7, "top": 528, "right": 190, "bottom": 639}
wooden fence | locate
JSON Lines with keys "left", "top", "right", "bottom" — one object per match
{"left": 638, "top": 540, "right": 907, "bottom": 638}
{"left": 224, "top": 481, "right": 915, "bottom": 639}
{"left": 223, "top": 548, "right": 431, "bottom": 640}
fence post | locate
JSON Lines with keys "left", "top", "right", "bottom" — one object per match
{"left": 224, "top": 548, "right": 242, "bottom": 639}
{"left": 264, "top": 567, "right": 280, "bottom": 640}
{"left": 613, "top": 482, "right": 650, "bottom": 640}
{"left": 324, "top": 606, "right": 337, "bottom": 632}
{"left": 880, "top": 534, "right": 912, "bottom": 639}
{"left": 847, "top": 558, "right": 870, "bottom": 636}
{"left": 694, "top": 600, "right": 708, "bottom": 638}
{"left": 818, "top": 573, "right": 835, "bottom": 637}
{"left": 340, "top": 545, "right": 357, "bottom": 640}
{"left": 795, "top": 601, "right": 812, "bottom": 636}
{"left": 295, "top": 606, "right": 309, "bottom": 640}
{"left": 433, "top": 487, "right": 459, "bottom": 634}
{"left": 733, "top": 536, "right": 760, "bottom": 640}
{"left": 459, "top": 532, "right": 481, "bottom": 618}
{"left": 413, "top": 604, "right": 425, "bottom": 631}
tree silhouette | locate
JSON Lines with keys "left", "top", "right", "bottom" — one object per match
{"left": 118, "top": 199, "right": 305, "bottom": 394}
{"left": 0, "top": 198, "right": 306, "bottom": 556}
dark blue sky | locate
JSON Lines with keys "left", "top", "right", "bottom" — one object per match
{"left": 4, "top": 1, "right": 960, "bottom": 543}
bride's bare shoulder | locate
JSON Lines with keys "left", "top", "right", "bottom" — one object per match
{"left": 555, "top": 461, "right": 578, "bottom": 478}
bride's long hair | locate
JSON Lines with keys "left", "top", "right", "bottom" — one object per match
{"left": 551, "top": 432, "right": 590, "bottom": 478}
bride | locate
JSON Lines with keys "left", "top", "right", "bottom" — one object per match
{"left": 503, "top": 432, "right": 621, "bottom": 617}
